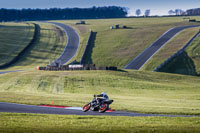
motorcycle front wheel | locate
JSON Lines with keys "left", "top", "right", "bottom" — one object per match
{"left": 82, "top": 103, "right": 91, "bottom": 112}
{"left": 99, "top": 104, "right": 109, "bottom": 113}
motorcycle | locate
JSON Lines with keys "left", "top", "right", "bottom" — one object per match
{"left": 82, "top": 95, "right": 114, "bottom": 113}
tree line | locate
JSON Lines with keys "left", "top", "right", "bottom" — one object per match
{"left": 0, "top": 6, "right": 128, "bottom": 21}
{"left": 134, "top": 8, "right": 200, "bottom": 16}
{"left": 186, "top": 8, "right": 200, "bottom": 16}
{"left": 168, "top": 8, "right": 200, "bottom": 16}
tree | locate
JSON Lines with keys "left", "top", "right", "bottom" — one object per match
{"left": 179, "top": 9, "right": 185, "bottom": 15}
{"left": 175, "top": 9, "right": 185, "bottom": 15}
{"left": 144, "top": 9, "right": 150, "bottom": 17}
{"left": 168, "top": 10, "right": 175, "bottom": 15}
{"left": 136, "top": 9, "right": 141, "bottom": 16}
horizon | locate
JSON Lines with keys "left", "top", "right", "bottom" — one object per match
{"left": 0, "top": 0, "right": 200, "bottom": 16}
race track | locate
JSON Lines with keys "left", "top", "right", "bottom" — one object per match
{"left": 124, "top": 25, "right": 200, "bottom": 70}
{"left": 0, "top": 102, "right": 199, "bottom": 117}
{"left": 49, "top": 22, "right": 80, "bottom": 65}
{"left": 0, "top": 70, "right": 23, "bottom": 75}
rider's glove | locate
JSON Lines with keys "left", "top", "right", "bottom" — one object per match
{"left": 94, "top": 94, "right": 96, "bottom": 97}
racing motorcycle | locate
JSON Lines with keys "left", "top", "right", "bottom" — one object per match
{"left": 82, "top": 95, "right": 114, "bottom": 113}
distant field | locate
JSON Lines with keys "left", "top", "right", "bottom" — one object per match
{"left": 1, "top": 113, "right": 200, "bottom": 133}
{"left": 0, "top": 22, "right": 67, "bottom": 70}
{"left": 0, "top": 23, "right": 35, "bottom": 66}
{"left": 0, "top": 70, "right": 200, "bottom": 115}
{"left": 54, "top": 17, "right": 200, "bottom": 68}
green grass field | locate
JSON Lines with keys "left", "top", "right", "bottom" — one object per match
{"left": 1, "top": 113, "right": 200, "bottom": 133}
{"left": 0, "top": 22, "right": 35, "bottom": 66}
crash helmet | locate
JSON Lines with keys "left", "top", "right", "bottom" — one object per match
{"left": 101, "top": 92, "right": 107, "bottom": 96}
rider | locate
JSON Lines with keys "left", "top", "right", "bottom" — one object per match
{"left": 94, "top": 92, "right": 109, "bottom": 105}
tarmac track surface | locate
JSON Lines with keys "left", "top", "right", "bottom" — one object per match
{"left": 0, "top": 70, "right": 23, "bottom": 74}
{"left": 49, "top": 22, "right": 80, "bottom": 65}
{"left": 124, "top": 25, "right": 200, "bottom": 70}
{"left": 0, "top": 102, "right": 199, "bottom": 117}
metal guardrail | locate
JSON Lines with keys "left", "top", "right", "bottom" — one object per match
{"left": 38, "top": 65, "right": 117, "bottom": 71}
{"left": 154, "top": 30, "right": 200, "bottom": 72}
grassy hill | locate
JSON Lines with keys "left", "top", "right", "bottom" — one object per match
{"left": 0, "top": 22, "right": 67, "bottom": 70}
{"left": 0, "top": 70, "right": 200, "bottom": 115}
{"left": 55, "top": 17, "right": 200, "bottom": 68}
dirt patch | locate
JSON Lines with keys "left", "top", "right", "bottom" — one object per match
{"left": 54, "top": 26, "right": 64, "bottom": 37}
{"left": 114, "top": 47, "right": 132, "bottom": 57}
{"left": 76, "top": 25, "right": 87, "bottom": 34}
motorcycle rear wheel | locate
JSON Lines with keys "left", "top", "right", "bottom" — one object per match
{"left": 99, "top": 104, "right": 109, "bottom": 113}
{"left": 82, "top": 103, "right": 91, "bottom": 112}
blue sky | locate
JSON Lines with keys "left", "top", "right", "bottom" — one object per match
{"left": 0, "top": 0, "right": 200, "bottom": 15}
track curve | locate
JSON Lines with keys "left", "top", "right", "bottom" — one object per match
{"left": 49, "top": 22, "right": 80, "bottom": 65}
{"left": 0, "top": 102, "right": 199, "bottom": 117}
{"left": 124, "top": 25, "right": 200, "bottom": 70}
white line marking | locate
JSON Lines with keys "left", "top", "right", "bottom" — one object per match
{"left": 65, "top": 107, "right": 82, "bottom": 110}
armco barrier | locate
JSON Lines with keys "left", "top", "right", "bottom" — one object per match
{"left": 154, "top": 30, "right": 200, "bottom": 72}
{"left": 37, "top": 64, "right": 117, "bottom": 71}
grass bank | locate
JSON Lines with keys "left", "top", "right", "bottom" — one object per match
{"left": 141, "top": 27, "right": 200, "bottom": 71}
{"left": 186, "top": 34, "right": 200, "bottom": 74}
{"left": 151, "top": 29, "right": 200, "bottom": 76}
{"left": 0, "top": 22, "right": 35, "bottom": 67}
{"left": 0, "top": 70, "right": 200, "bottom": 115}
{"left": 0, "top": 113, "right": 200, "bottom": 133}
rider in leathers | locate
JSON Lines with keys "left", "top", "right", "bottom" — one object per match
{"left": 94, "top": 92, "right": 109, "bottom": 105}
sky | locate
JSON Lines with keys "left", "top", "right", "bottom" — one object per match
{"left": 0, "top": 0, "right": 200, "bottom": 16}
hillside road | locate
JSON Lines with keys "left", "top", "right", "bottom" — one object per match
{"left": 124, "top": 25, "right": 200, "bottom": 70}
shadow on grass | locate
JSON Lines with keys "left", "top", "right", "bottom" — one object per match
{"left": 117, "top": 69, "right": 128, "bottom": 72}
{"left": 0, "top": 23, "right": 40, "bottom": 69}
{"left": 81, "top": 32, "right": 97, "bottom": 64}
{"left": 157, "top": 51, "right": 198, "bottom": 76}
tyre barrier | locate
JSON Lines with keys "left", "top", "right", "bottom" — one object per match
{"left": 37, "top": 64, "right": 117, "bottom": 71}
